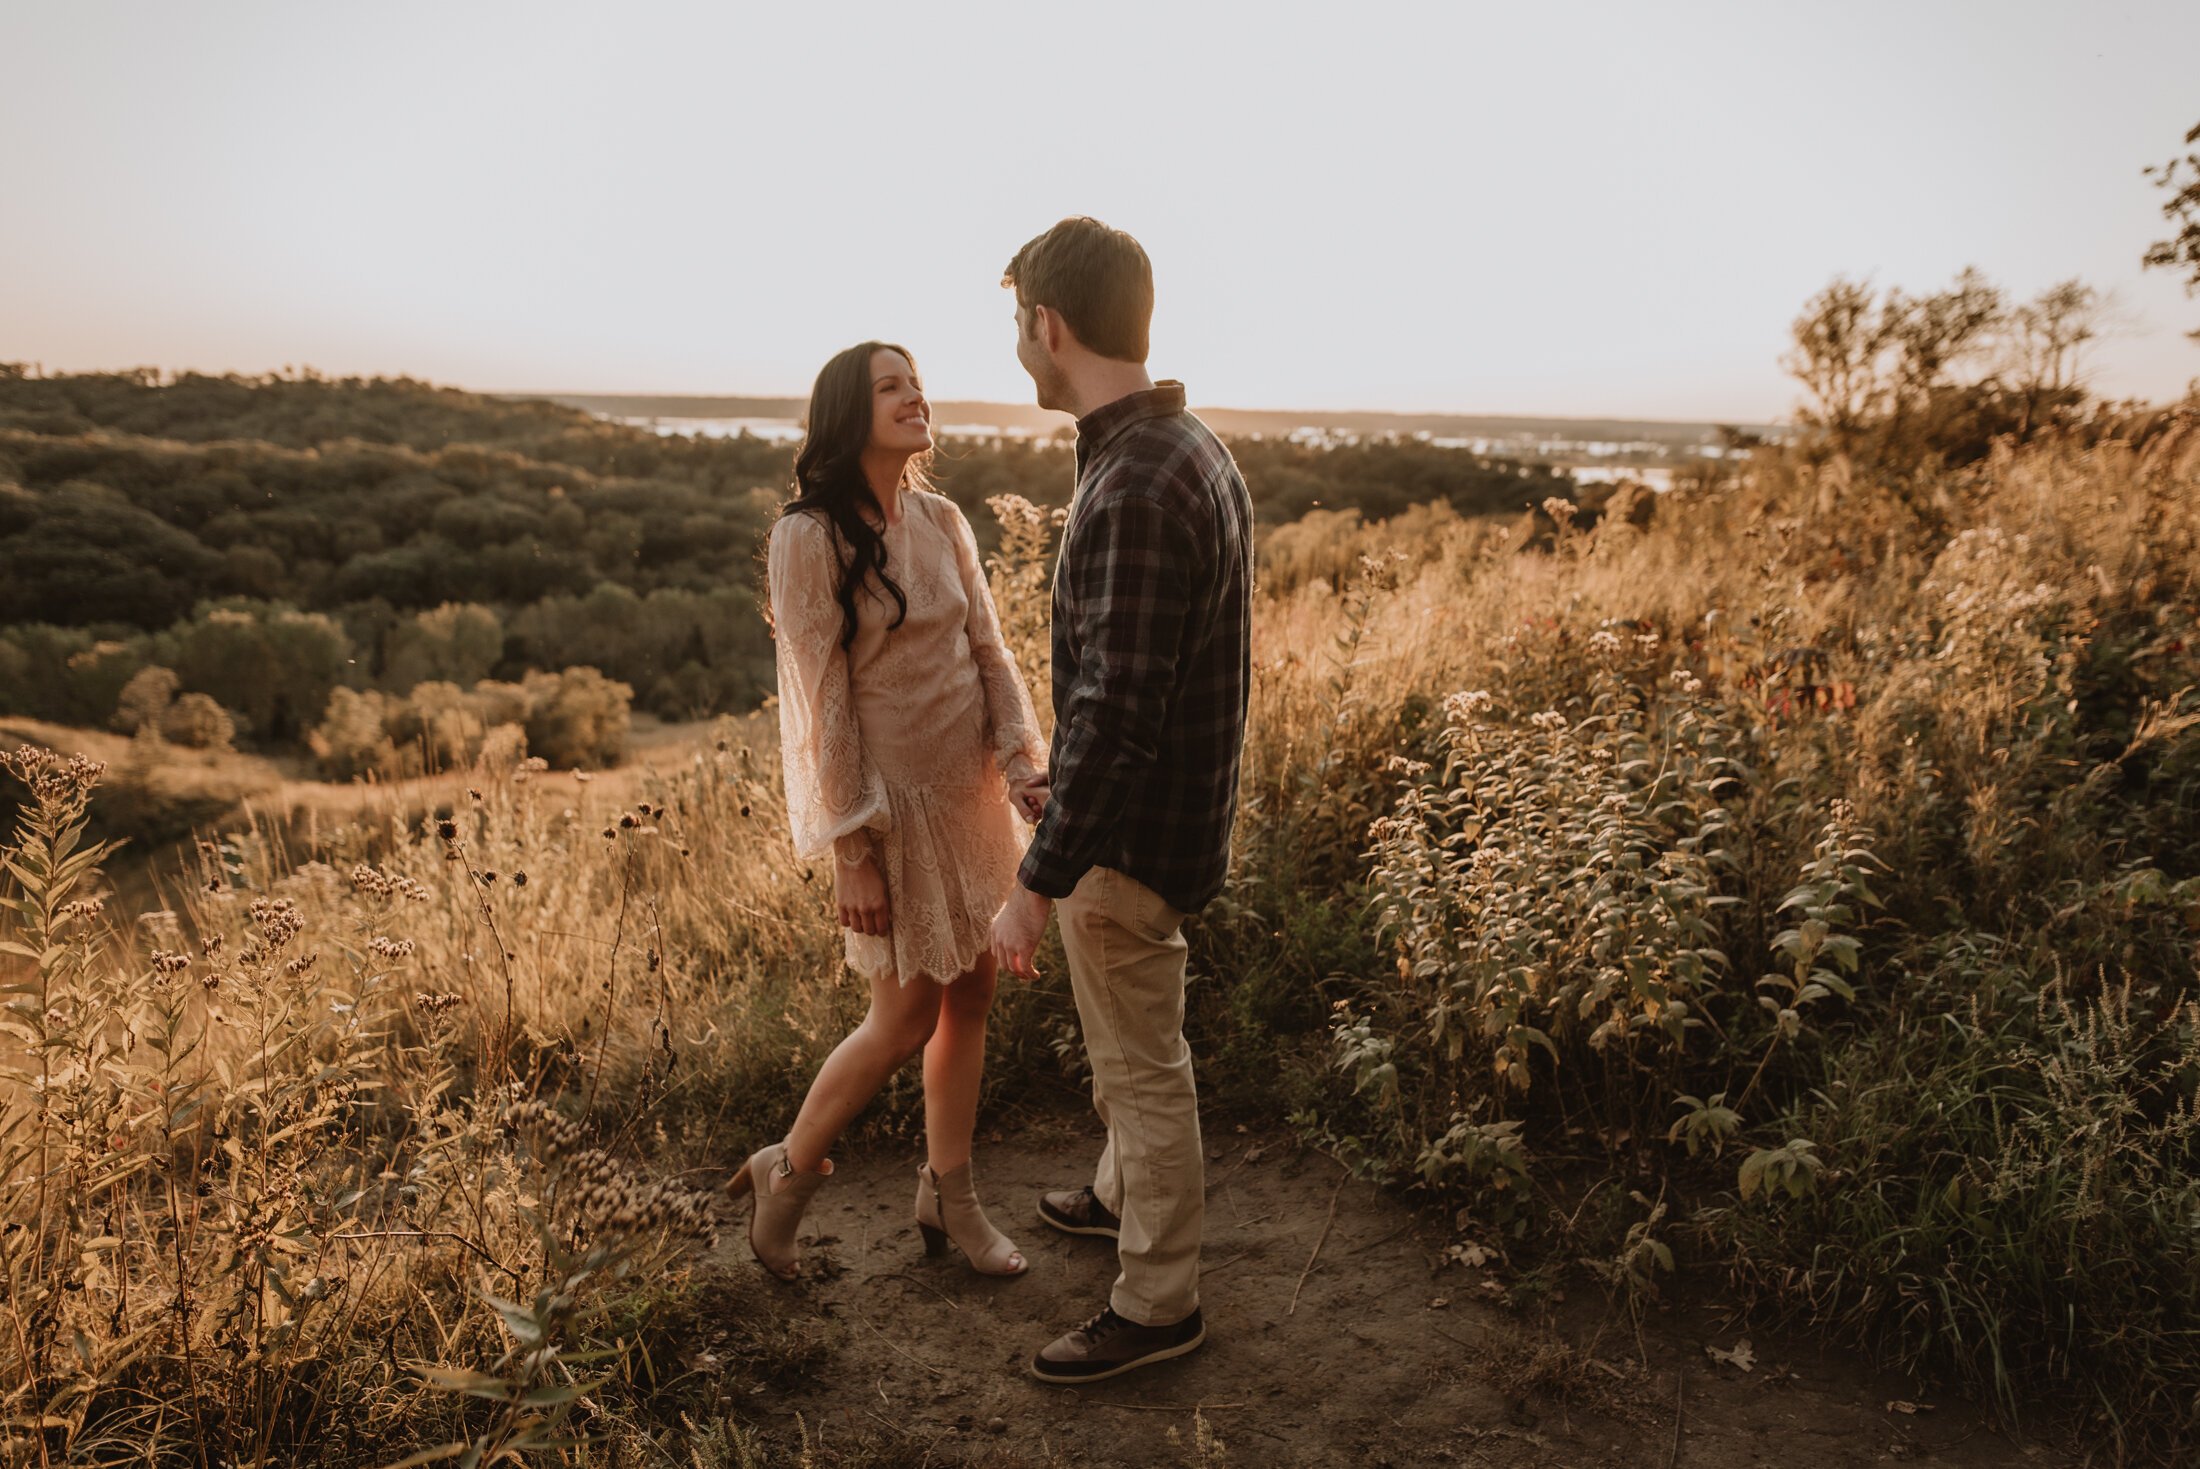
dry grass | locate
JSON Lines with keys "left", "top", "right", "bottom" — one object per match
{"left": 4, "top": 424, "right": 2199, "bottom": 1463}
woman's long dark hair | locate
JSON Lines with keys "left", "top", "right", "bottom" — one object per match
{"left": 781, "top": 341, "right": 929, "bottom": 650}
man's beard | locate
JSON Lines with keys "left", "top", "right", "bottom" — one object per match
{"left": 1030, "top": 353, "right": 1074, "bottom": 414}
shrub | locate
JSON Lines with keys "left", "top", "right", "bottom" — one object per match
{"left": 521, "top": 666, "right": 632, "bottom": 769}
{"left": 309, "top": 684, "right": 401, "bottom": 780}
{"left": 110, "top": 663, "right": 180, "bottom": 734}
{"left": 158, "top": 691, "right": 235, "bottom": 750}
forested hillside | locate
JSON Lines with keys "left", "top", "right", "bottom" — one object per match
{"left": 0, "top": 367, "right": 1571, "bottom": 756}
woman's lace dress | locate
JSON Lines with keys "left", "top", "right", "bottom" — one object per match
{"left": 767, "top": 490, "right": 1046, "bottom": 986}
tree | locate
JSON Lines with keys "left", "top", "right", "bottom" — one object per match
{"left": 2004, "top": 279, "right": 2104, "bottom": 435}
{"left": 2143, "top": 120, "right": 2200, "bottom": 339}
{"left": 382, "top": 602, "right": 504, "bottom": 692}
{"left": 309, "top": 687, "right": 400, "bottom": 780}
{"left": 1885, "top": 269, "right": 2004, "bottom": 410}
{"left": 157, "top": 602, "right": 352, "bottom": 743}
{"left": 160, "top": 693, "right": 236, "bottom": 751}
{"left": 1781, "top": 268, "right": 2105, "bottom": 492}
{"left": 1782, "top": 277, "right": 1896, "bottom": 459}
{"left": 521, "top": 667, "right": 632, "bottom": 769}
{"left": 112, "top": 665, "right": 181, "bottom": 735}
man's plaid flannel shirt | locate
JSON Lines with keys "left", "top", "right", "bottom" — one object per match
{"left": 1016, "top": 382, "right": 1253, "bottom": 915}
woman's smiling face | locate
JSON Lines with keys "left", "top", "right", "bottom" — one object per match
{"left": 868, "top": 348, "right": 931, "bottom": 455}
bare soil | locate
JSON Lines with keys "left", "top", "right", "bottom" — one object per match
{"left": 706, "top": 1109, "right": 2082, "bottom": 1468}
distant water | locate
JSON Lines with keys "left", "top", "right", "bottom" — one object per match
{"left": 612, "top": 415, "right": 806, "bottom": 443}
{"left": 603, "top": 412, "right": 1678, "bottom": 490}
{"left": 610, "top": 414, "right": 1051, "bottom": 444}
{"left": 1568, "top": 465, "right": 1674, "bottom": 491}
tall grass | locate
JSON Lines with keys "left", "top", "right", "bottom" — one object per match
{"left": 1270, "top": 422, "right": 2200, "bottom": 1460}
{"left": 4, "top": 420, "right": 2198, "bottom": 1462}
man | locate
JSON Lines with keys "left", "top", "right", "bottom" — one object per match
{"left": 989, "top": 217, "right": 1254, "bottom": 1385}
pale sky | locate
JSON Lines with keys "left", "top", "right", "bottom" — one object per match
{"left": 2, "top": 0, "right": 2195, "bottom": 422}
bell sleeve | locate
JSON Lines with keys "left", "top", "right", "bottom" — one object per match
{"left": 767, "top": 512, "right": 891, "bottom": 862}
{"left": 943, "top": 500, "right": 1049, "bottom": 786}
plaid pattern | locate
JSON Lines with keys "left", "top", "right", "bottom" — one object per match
{"left": 1018, "top": 382, "right": 1253, "bottom": 913}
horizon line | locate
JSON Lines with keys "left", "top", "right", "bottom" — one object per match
{"left": 495, "top": 387, "right": 1793, "bottom": 431}
{"left": 6, "top": 357, "right": 1798, "bottom": 428}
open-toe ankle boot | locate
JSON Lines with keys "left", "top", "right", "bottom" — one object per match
{"left": 915, "top": 1160, "right": 1027, "bottom": 1276}
{"left": 726, "top": 1141, "right": 831, "bottom": 1280}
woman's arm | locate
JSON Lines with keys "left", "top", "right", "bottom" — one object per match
{"left": 768, "top": 513, "right": 893, "bottom": 933}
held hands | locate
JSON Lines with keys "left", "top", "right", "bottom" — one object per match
{"left": 1008, "top": 769, "right": 1050, "bottom": 824}
{"left": 834, "top": 847, "right": 892, "bottom": 936}
{"left": 989, "top": 885, "right": 1053, "bottom": 982}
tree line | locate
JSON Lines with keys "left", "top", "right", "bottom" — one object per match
{"left": 0, "top": 369, "right": 1568, "bottom": 767}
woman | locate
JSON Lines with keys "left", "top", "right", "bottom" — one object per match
{"left": 725, "top": 341, "right": 1048, "bottom": 1281}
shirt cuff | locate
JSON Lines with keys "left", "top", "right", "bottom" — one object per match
{"left": 1017, "top": 847, "right": 1084, "bottom": 902}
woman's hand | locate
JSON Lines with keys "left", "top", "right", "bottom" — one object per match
{"left": 835, "top": 848, "right": 892, "bottom": 935}
{"left": 1009, "top": 770, "right": 1050, "bottom": 823}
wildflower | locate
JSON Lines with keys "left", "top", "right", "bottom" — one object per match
{"left": 1441, "top": 690, "right": 1494, "bottom": 722}
{"left": 247, "top": 897, "right": 304, "bottom": 949}
{"left": 436, "top": 819, "right": 458, "bottom": 842}
{"left": 1529, "top": 710, "right": 1569, "bottom": 731}
{"left": 369, "top": 936, "right": 416, "bottom": 961}
{"left": 0, "top": 746, "right": 107, "bottom": 807}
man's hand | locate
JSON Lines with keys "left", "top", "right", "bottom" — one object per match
{"left": 834, "top": 851, "right": 892, "bottom": 936}
{"left": 1009, "top": 770, "right": 1050, "bottom": 823}
{"left": 989, "top": 885, "right": 1053, "bottom": 981}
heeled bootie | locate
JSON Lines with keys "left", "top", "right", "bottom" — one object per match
{"left": 725, "top": 1141, "right": 831, "bottom": 1280}
{"left": 915, "top": 1159, "right": 1027, "bottom": 1276}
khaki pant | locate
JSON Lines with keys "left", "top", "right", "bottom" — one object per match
{"left": 1058, "top": 866, "right": 1202, "bottom": 1326}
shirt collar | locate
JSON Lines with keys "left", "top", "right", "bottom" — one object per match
{"left": 1075, "top": 381, "right": 1188, "bottom": 475}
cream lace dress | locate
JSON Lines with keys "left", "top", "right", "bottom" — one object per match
{"left": 766, "top": 490, "right": 1046, "bottom": 986}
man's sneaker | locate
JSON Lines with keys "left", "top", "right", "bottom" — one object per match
{"left": 1030, "top": 1305, "right": 1205, "bottom": 1384}
{"left": 1037, "top": 1186, "right": 1120, "bottom": 1240}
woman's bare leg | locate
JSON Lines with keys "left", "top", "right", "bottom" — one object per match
{"left": 922, "top": 953, "right": 999, "bottom": 1175}
{"left": 784, "top": 966, "right": 943, "bottom": 1175}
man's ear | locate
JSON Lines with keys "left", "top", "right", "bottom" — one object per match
{"left": 1035, "top": 304, "right": 1067, "bottom": 354}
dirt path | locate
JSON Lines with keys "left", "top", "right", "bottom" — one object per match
{"left": 708, "top": 1110, "right": 2075, "bottom": 1468}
